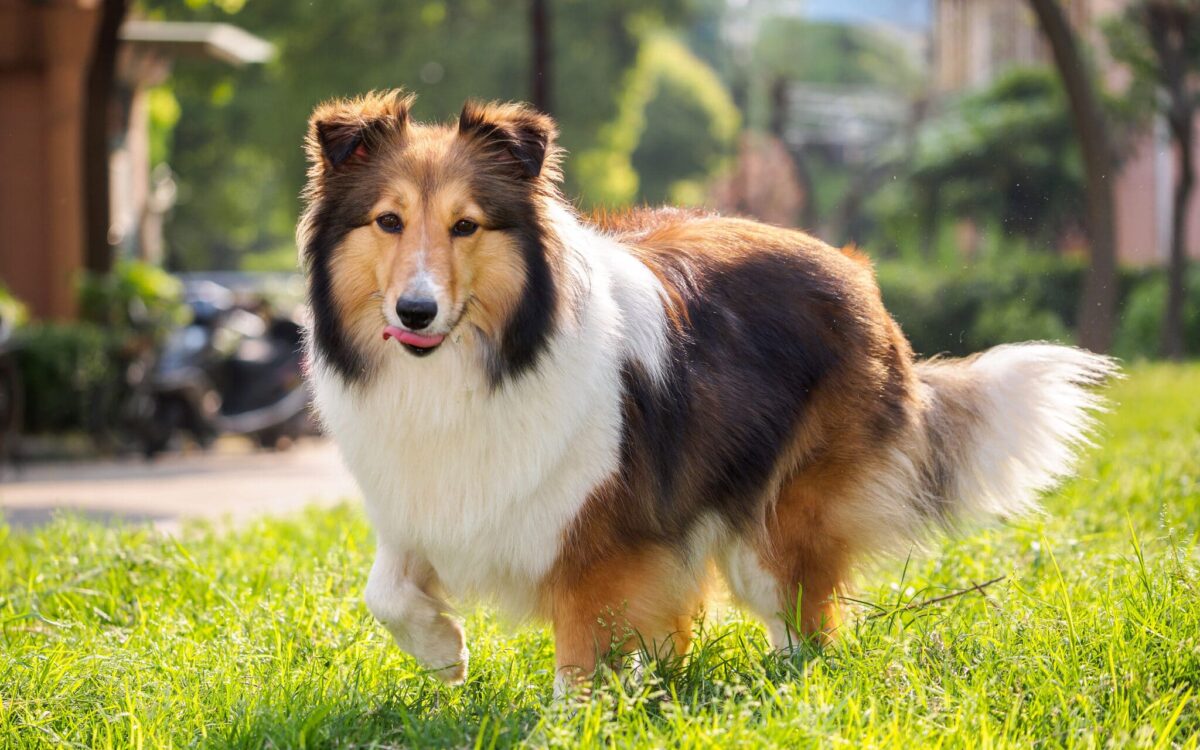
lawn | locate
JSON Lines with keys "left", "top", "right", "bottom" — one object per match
{"left": 2, "top": 364, "right": 1198, "bottom": 749}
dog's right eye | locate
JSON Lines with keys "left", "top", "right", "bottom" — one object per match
{"left": 376, "top": 213, "right": 403, "bottom": 233}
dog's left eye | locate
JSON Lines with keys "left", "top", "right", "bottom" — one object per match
{"left": 451, "top": 219, "right": 478, "bottom": 237}
{"left": 376, "top": 213, "right": 403, "bottom": 233}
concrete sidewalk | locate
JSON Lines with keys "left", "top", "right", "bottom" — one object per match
{"left": 0, "top": 438, "right": 360, "bottom": 532}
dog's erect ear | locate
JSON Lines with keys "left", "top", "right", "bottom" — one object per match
{"left": 306, "top": 90, "right": 414, "bottom": 171}
{"left": 457, "top": 100, "right": 561, "bottom": 182}
{"left": 315, "top": 120, "right": 370, "bottom": 167}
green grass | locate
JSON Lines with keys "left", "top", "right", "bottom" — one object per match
{"left": 2, "top": 364, "right": 1199, "bottom": 748}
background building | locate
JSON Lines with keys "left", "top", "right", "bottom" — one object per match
{"left": 932, "top": 0, "right": 1200, "bottom": 266}
{"left": 0, "top": 1, "right": 269, "bottom": 320}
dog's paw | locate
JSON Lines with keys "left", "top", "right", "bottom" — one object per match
{"left": 553, "top": 663, "right": 609, "bottom": 703}
{"left": 407, "top": 613, "right": 469, "bottom": 685}
{"left": 552, "top": 668, "right": 588, "bottom": 702}
{"left": 428, "top": 647, "right": 469, "bottom": 685}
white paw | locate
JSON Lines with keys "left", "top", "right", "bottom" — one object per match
{"left": 364, "top": 557, "right": 470, "bottom": 684}
{"left": 401, "top": 612, "right": 469, "bottom": 685}
{"left": 552, "top": 668, "right": 590, "bottom": 702}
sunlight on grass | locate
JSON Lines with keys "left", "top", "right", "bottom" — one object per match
{"left": 2, "top": 364, "right": 1198, "bottom": 748}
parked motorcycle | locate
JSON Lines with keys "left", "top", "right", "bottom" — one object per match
{"left": 133, "top": 280, "right": 312, "bottom": 457}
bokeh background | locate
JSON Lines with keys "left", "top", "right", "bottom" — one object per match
{"left": 0, "top": 0, "right": 1198, "bottom": 462}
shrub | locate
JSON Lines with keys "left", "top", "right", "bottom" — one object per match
{"left": 13, "top": 323, "right": 116, "bottom": 434}
{"left": 906, "top": 67, "right": 1084, "bottom": 248}
{"left": 77, "top": 260, "right": 186, "bottom": 335}
{"left": 1114, "top": 268, "right": 1200, "bottom": 360}
{"left": 0, "top": 283, "right": 28, "bottom": 332}
{"left": 13, "top": 262, "right": 183, "bottom": 436}
{"left": 576, "top": 33, "right": 739, "bottom": 207}
{"left": 876, "top": 253, "right": 1084, "bottom": 356}
{"left": 970, "top": 296, "right": 1072, "bottom": 349}
{"left": 875, "top": 253, "right": 1182, "bottom": 359}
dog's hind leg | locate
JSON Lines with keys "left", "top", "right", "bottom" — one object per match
{"left": 545, "top": 545, "right": 702, "bottom": 698}
{"left": 721, "top": 475, "right": 853, "bottom": 649}
{"left": 365, "top": 545, "right": 468, "bottom": 684}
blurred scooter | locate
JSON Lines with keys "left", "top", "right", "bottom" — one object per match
{"left": 135, "top": 281, "right": 311, "bottom": 457}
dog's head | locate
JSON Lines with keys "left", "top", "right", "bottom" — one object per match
{"left": 299, "top": 90, "right": 562, "bottom": 384}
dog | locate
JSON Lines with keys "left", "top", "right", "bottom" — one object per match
{"left": 298, "top": 90, "right": 1116, "bottom": 693}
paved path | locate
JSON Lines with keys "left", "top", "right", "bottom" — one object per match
{"left": 0, "top": 439, "right": 360, "bottom": 532}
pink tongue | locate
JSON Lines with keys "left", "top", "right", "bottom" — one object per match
{"left": 382, "top": 325, "right": 446, "bottom": 348}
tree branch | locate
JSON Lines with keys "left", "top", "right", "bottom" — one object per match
{"left": 865, "top": 575, "right": 1006, "bottom": 620}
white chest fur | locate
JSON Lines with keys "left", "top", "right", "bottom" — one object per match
{"left": 311, "top": 228, "right": 668, "bottom": 618}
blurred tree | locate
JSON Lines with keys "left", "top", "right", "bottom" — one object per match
{"left": 578, "top": 33, "right": 738, "bottom": 207}
{"left": 1028, "top": 0, "right": 1118, "bottom": 354}
{"left": 908, "top": 68, "right": 1084, "bottom": 249}
{"left": 708, "top": 133, "right": 803, "bottom": 226}
{"left": 84, "top": 0, "right": 131, "bottom": 276}
{"left": 137, "top": 0, "right": 696, "bottom": 270}
{"left": 1106, "top": 0, "right": 1200, "bottom": 360}
{"left": 530, "top": 0, "right": 551, "bottom": 112}
{"left": 751, "top": 19, "right": 921, "bottom": 95}
{"left": 746, "top": 19, "right": 921, "bottom": 238}
{"left": 768, "top": 77, "right": 815, "bottom": 229}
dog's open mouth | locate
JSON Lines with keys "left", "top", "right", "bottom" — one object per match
{"left": 382, "top": 325, "right": 446, "bottom": 357}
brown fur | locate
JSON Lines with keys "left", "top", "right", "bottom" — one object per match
{"left": 536, "top": 210, "right": 923, "bottom": 681}
{"left": 300, "top": 91, "right": 566, "bottom": 381}
{"left": 301, "top": 94, "right": 1110, "bottom": 694}
{"left": 307, "top": 98, "right": 927, "bottom": 678}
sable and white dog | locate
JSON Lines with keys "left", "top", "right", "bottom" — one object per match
{"left": 299, "top": 90, "right": 1115, "bottom": 691}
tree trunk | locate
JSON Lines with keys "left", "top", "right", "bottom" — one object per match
{"left": 919, "top": 183, "right": 940, "bottom": 260}
{"left": 1028, "top": 0, "right": 1118, "bottom": 353}
{"left": 792, "top": 151, "right": 818, "bottom": 232}
{"left": 530, "top": 0, "right": 551, "bottom": 113}
{"left": 1163, "top": 115, "right": 1193, "bottom": 359}
{"left": 1145, "top": 3, "right": 1194, "bottom": 360}
{"left": 82, "top": 0, "right": 128, "bottom": 276}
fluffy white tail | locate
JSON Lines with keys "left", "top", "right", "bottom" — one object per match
{"left": 913, "top": 343, "right": 1119, "bottom": 528}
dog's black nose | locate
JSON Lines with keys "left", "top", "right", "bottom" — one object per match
{"left": 395, "top": 297, "right": 438, "bottom": 331}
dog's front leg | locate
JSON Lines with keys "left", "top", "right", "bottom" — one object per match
{"left": 364, "top": 545, "right": 468, "bottom": 684}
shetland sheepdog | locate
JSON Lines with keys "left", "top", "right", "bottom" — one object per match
{"left": 299, "top": 90, "right": 1116, "bottom": 692}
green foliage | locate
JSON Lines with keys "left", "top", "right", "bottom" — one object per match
{"left": 11, "top": 323, "right": 115, "bottom": 434}
{"left": 1103, "top": 2, "right": 1200, "bottom": 127}
{"left": 14, "top": 263, "right": 184, "bottom": 435}
{"left": 873, "top": 252, "right": 1182, "bottom": 359}
{"left": 738, "top": 20, "right": 922, "bottom": 237}
{"left": 745, "top": 18, "right": 922, "bottom": 141}
{"left": 907, "top": 67, "right": 1084, "bottom": 248}
{"left": 137, "top": 0, "right": 698, "bottom": 270}
{"left": 239, "top": 245, "right": 302, "bottom": 273}
{"left": 875, "top": 252, "right": 1085, "bottom": 356}
{"left": 1115, "top": 266, "right": 1200, "bottom": 360}
{"left": 580, "top": 33, "right": 739, "bottom": 206}
{"left": 751, "top": 19, "right": 921, "bottom": 92}
{"left": 0, "top": 284, "right": 28, "bottom": 330}
{"left": 146, "top": 84, "right": 181, "bottom": 168}
{"left": 2, "top": 367, "right": 1199, "bottom": 746}
{"left": 76, "top": 260, "right": 186, "bottom": 334}
{"left": 970, "top": 295, "right": 1073, "bottom": 348}
{"left": 1099, "top": 18, "right": 1161, "bottom": 153}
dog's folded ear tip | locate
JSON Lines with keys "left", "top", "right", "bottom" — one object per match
{"left": 456, "top": 99, "right": 561, "bottom": 181}
{"left": 313, "top": 120, "right": 363, "bottom": 167}
{"left": 306, "top": 89, "right": 415, "bottom": 169}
